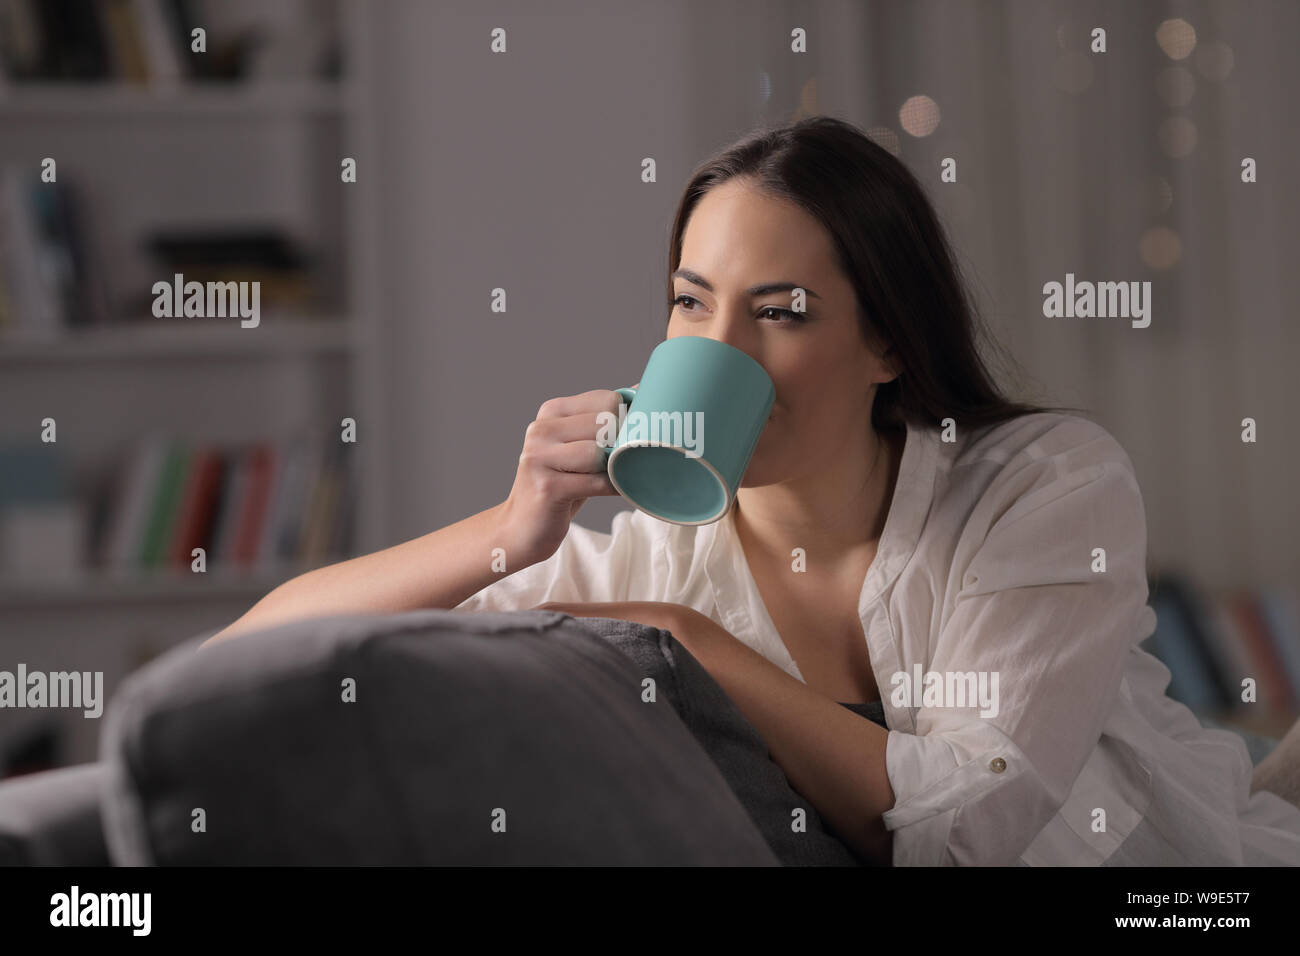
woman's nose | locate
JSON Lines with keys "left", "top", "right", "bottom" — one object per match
{"left": 699, "top": 310, "right": 753, "bottom": 355}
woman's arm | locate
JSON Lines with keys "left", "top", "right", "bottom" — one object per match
{"left": 684, "top": 618, "right": 896, "bottom": 865}
{"left": 535, "top": 601, "right": 896, "bottom": 864}
{"left": 203, "top": 388, "right": 628, "bottom": 648}
{"left": 202, "top": 500, "right": 530, "bottom": 647}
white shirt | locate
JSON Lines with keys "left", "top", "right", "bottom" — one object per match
{"left": 456, "top": 411, "right": 1300, "bottom": 865}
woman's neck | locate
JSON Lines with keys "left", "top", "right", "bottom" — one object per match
{"left": 732, "top": 425, "right": 903, "bottom": 573}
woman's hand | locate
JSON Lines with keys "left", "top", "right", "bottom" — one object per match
{"left": 498, "top": 390, "right": 628, "bottom": 564}
{"left": 532, "top": 601, "right": 724, "bottom": 650}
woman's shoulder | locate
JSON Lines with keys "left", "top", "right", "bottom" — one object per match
{"left": 930, "top": 410, "right": 1147, "bottom": 547}
{"left": 953, "top": 410, "right": 1138, "bottom": 484}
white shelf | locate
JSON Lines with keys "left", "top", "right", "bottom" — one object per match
{"left": 0, "top": 316, "right": 354, "bottom": 363}
{"left": 0, "top": 81, "right": 358, "bottom": 117}
{"left": 0, "top": 565, "right": 310, "bottom": 607}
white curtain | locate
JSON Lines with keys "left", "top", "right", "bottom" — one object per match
{"left": 719, "top": 0, "right": 1300, "bottom": 593}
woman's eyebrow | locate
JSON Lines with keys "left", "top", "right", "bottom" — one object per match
{"left": 672, "top": 268, "right": 821, "bottom": 300}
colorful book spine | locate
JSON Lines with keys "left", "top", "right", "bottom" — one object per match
{"left": 232, "top": 443, "right": 274, "bottom": 567}
{"left": 138, "top": 440, "right": 189, "bottom": 568}
{"left": 96, "top": 432, "right": 354, "bottom": 576}
{"left": 1229, "top": 590, "right": 1298, "bottom": 719}
{"left": 168, "top": 446, "right": 222, "bottom": 569}
{"left": 209, "top": 446, "right": 248, "bottom": 568}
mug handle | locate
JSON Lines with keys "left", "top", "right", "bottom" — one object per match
{"left": 601, "top": 386, "right": 637, "bottom": 458}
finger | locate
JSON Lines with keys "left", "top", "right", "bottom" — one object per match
{"left": 544, "top": 469, "right": 619, "bottom": 501}
{"left": 535, "top": 389, "right": 625, "bottom": 420}
{"left": 526, "top": 410, "right": 618, "bottom": 444}
{"left": 527, "top": 438, "right": 611, "bottom": 475}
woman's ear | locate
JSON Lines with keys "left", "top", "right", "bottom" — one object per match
{"left": 879, "top": 345, "right": 901, "bottom": 384}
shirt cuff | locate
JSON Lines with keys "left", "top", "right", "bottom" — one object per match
{"left": 882, "top": 721, "right": 1056, "bottom": 865}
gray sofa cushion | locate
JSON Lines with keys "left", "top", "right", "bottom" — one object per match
{"left": 0, "top": 763, "right": 110, "bottom": 866}
{"left": 575, "top": 616, "right": 861, "bottom": 866}
{"left": 99, "top": 609, "right": 780, "bottom": 865}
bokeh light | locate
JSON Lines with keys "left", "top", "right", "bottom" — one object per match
{"left": 1139, "top": 226, "right": 1182, "bottom": 269}
{"left": 899, "top": 94, "right": 940, "bottom": 137}
{"left": 1156, "top": 18, "right": 1197, "bottom": 60}
{"left": 865, "top": 126, "right": 902, "bottom": 156}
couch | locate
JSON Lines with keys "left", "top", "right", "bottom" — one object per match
{"left": 2, "top": 607, "right": 1295, "bottom": 866}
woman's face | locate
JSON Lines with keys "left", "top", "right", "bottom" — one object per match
{"left": 666, "top": 178, "right": 896, "bottom": 487}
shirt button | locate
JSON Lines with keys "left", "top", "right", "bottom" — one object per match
{"left": 989, "top": 757, "right": 1007, "bottom": 773}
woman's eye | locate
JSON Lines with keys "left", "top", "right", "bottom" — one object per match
{"left": 758, "top": 306, "right": 806, "bottom": 324}
{"left": 672, "top": 295, "right": 805, "bottom": 324}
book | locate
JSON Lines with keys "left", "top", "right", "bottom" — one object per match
{"left": 0, "top": 166, "right": 60, "bottom": 337}
{"left": 100, "top": 0, "right": 150, "bottom": 83}
{"left": 31, "top": 0, "right": 112, "bottom": 80}
{"left": 132, "top": 0, "right": 183, "bottom": 84}
{"left": 0, "top": 0, "right": 46, "bottom": 81}
{"left": 1145, "top": 580, "right": 1229, "bottom": 714}
{"left": 51, "top": 179, "right": 113, "bottom": 327}
{"left": 301, "top": 451, "right": 340, "bottom": 565}
{"left": 257, "top": 435, "right": 305, "bottom": 570}
{"left": 277, "top": 433, "right": 320, "bottom": 564}
{"left": 231, "top": 443, "right": 273, "bottom": 567}
{"left": 329, "top": 451, "right": 354, "bottom": 559}
{"left": 209, "top": 445, "right": 248, "bottom": 567}
{"left": 1202, "top": 597, "right": 1257, "bottom": 712}
{"left": 246, "top": 441, "right": 283, "bottom": 568}
{"left": 1257, "top": 590, "right": 1300, "bottom": 705}
{"left": 101, "top": 435, "right": 165, "bottom": 570}
{"left": 137, "top": 440, "right": 189, "bottom": 568}
{"left": 1231, "top": 590, "right": 1299, "bottom": 718}
{"left": 168, "top": 445, "right": 221, "bottom": 569}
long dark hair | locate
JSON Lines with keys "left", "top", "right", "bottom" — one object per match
{"left": 665, "top": 116, "right": 1085, "bottom": 433}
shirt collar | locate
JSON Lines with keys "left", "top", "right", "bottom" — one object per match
{"left": 704, "top": 415, "right": 940, "bottom": 623}
{"left": 860, "top": 416, "right": 940, "bottom": 611}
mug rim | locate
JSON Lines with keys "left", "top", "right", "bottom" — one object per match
{"left": 607, "top": 440, "right": 732, "bottom": 526}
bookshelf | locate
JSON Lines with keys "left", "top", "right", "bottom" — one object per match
{"left": 0, "top": 313, "right": 352, "bottom": 361}
{"left": 0, "top": 0, "right": 387, "bottom": 770}
{"left": 1144, "top": 574, "right": 1300, "bottom": 748}
{"left": 0, "top": 564, "right": 304, "bottom": 607}
{"left": 0, "top": 81, "right": 358, "bottom": 115}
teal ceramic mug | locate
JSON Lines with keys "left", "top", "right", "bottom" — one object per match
{"left": 600, "top": 336, "right": 775, "bottom": 525}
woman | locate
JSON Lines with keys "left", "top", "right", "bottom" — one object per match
{"left": 205, "top": 116, "right": 1300, "bottom": 867}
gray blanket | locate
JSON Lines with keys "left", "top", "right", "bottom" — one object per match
{"left": 573, "top": 616, "right": 863, "bottom": 866}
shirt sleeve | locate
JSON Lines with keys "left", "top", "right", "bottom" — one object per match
{"left": 453, "top": 510, "right": 640, "bottom": 612}
{"left": 881, "top": 420, "right": 1154, "bottom": 865}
